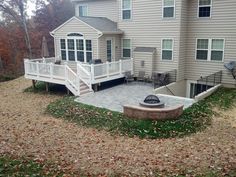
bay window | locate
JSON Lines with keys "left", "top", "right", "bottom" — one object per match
{"left": 60, "top": 36, "right": 93, "bottom": 62}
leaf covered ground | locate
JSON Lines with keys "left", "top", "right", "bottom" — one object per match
{"left": 0, "top": 77, "right": 236, "bottom": 176}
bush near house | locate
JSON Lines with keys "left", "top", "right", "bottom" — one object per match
{"left": 46, "top": 87, "right": 236, "bottom": 139}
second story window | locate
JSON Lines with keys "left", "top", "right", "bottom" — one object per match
{"left": 162, "top": 39, "right": 174, "bottom": 60}
{"left": 79, "top": 5, "right": 88, "bottom": 17}
{"left": 163, "top": 0, "right": 175, "bottom": 18}
{"left": 198, "top": 0, "right": 212, "bottom": 18}
{"left": 122, "top": 0, "right": 131, "bottom": 20}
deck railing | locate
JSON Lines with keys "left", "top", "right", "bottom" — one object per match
{"left": 78, "top": 58, "right": 133, "bottom": 83}
{"left": 24, "top": 57, "right": 133, "bottom": 93}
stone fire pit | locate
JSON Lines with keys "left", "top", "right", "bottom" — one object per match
{"left": 139, "top": 95, "right": 165, "bottom": 108}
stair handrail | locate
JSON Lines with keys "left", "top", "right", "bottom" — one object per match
{"left": 77, "top": 63, "right": 92, "bottom": 91}
{"left": 65, "top": 65, "right": 80, "bottom": 95}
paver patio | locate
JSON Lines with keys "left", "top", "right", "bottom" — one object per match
{"left": 76, "top": 82, "right": 194, "bottom": 112}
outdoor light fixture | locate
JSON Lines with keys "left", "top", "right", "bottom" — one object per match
{"left": 224, "top": 61, "right": 236, "bottom": 79}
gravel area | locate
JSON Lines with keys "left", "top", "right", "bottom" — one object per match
{"left": 0, "top": 77, "right": 236, "bottom": 176}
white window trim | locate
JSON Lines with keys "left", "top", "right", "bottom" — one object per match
{"left": 162, "top": 0, "right": 176, "bottom": 19}
{"left": 161, "top": 38, "right": 174, "bottom": 61}
{"left": 78, "top": 5, "right": 88, "bottom": 17}
{"left": 198, "top": 0, "right": 212, "bottom": 18}
{"left": 122, "top": 38, "right": 132, "bottom": 58}
{"left": 121, "top": 0, "right": 132, "bottom": 21}
{"left": 195, "top": 38, "right": 225, "bottom": 62}
{"left": 59, "top": 37, "right": 93, "bottom": 63}
{"left": 60, "top": 39, "right": 67, "bottom": 60}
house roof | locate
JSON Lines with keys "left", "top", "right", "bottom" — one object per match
{"left": 50, "top": 16, "right": 123, "bottom": 35}
{"left": 134, "top": 47, "right": 156, "bottom": 53}
{"left": 77, "top": 16, "right": 123, "bottom": 34}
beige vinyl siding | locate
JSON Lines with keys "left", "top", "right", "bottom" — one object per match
{"left": 186, "top": 0, "right": 236, "bottom": 85}
{"left": 133, "top": 52, "right": 154, "bottom": 77}
{"left": 53, "top": 17, "right": 99, "bottom": 60}
{"left": 98, "top": 34, "right": 122, "bottom": 62}
{"left": 75, "top": 0, "right": 118, "bottom": 22}
{"left": 177, "top": 0, "right": 188, "bottom": 81}
{"left": 117, "top": 0, "right": 182, "bottom": 77}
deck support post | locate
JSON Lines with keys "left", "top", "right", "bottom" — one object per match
{"left": 67, "top": 88, "right": 70, "bottom": 95}
{"left": 45, "top": 82, "right": 49, "bottom": 92}
{"left": 32, "top": 80, "right": 36, "bottom": 89}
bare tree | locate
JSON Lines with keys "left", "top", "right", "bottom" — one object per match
{"left": 0, "top": 0, "right": 32, "bottom": 58}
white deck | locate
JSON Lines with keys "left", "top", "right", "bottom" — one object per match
{"left": 24, "top": 57, "right": 133, "bottom": 96}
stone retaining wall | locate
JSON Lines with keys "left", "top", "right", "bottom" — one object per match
{"left": 123, "top": 105, "right": 184, "bottom": 120}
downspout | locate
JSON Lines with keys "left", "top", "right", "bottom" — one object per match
{"left": 97, "top": 32, "right": 103, "bottom": 59}
{"left": 50, "top": 32, "right": 56, "bottom": 58}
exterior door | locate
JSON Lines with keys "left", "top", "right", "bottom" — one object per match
{"left": 106, "top": 38, "right": 115, "bottom": 62}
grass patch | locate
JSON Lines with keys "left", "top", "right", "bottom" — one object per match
{"left": 0, "top": 155, "right": 73, "bottom": 177}
{"left": 24, "top": 81, "right": 69, "bottom": 95}
{"left": 46, "top": 87, "right": 236, "bottom": 139}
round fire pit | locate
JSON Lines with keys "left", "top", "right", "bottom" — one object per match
{"left": 139, "top": 95, "right": 165, "bottom": 108}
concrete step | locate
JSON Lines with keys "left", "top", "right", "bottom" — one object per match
{"left": 80, "top": 89, "right": 92, "bottom": 96}
{"left": 80, "top": 85, "right": 89, "bottom": 91}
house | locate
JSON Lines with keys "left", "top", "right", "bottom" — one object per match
{"left": 24, "top": 0, "right": 236, "bottom": 98}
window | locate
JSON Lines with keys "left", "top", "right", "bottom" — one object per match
{"left": 79, "top": 5, "right": 88, "bottom": 17}
{"left": 122, "top": 0, "right": 131, "bottom": 20}
{"left": 196, "top": 39, "right": 224, "bottom": 61}
{"left": 211, "top": 39, "right": 224, "bottom": 61}
{"left": 60, "top": 38, "right": 92, "bottom": 63}
{"left": 189, "top": 82, "right": 213, "bottom": 98}
{"left": 86, "top": 40, "right": 92, "bottom": 63}
{"left": 76, "top": 39, "right": 84, "bottom": 62}
{"left": 122, "top": 39, "right": 131, "bottom": 58}
{"left": 60, "top": 39, "right": 66, "bottom": 60}
{"left": 198, "top": 0, "right": 211, "bottom": 17}
{"left": 196, "top": 39, "right": 209, "bottom": 60}
{"left": 163, "top": 0, "right": 175, "bottom": 18}
{"left": 162, "top": 39, "right": 173, "bottom": 60}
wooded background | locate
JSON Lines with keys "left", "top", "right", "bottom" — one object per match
{"left": 0, "top": 0, "right": 74, "bottom": 79}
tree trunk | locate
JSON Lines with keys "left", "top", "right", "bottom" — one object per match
{"left": 18, "top": 1, "right": 32, "bottom": 59}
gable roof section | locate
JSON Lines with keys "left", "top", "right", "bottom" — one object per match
{"left": 50, "top": 16, "right": 123, "bottom": 35}
{"left": 77, "top": 16, "right": 123, "bottom": 34}
{"left": 134, "top": 47, "right": 156, "bottom": 53}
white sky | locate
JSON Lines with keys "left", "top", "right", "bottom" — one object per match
{"left": 27, "top": 1, "right": 36, "bottom": 17}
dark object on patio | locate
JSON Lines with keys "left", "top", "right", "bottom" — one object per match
{"left": 139, "top": 95, "right": 165, "bottom": 108}
{"left": 153, "top": 72, "right": 170, "bottom": 88}
{"left": 124, "top": 71, "right": 134, "bottom": 83}
{"left": 224, "top": 61, "right": 236, "bottom": 79}
{"left": 90, "top": 59, "right": 102, "bottom": 64}
{"left": 137, "top": 71, "right": 146, "bottom": 82}
{"left": 54, "top": 60, "right": 61, "bottom": 65}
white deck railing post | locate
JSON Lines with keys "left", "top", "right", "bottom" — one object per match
{"left": 106, "top": 62, "right": 109, "bottom": 78}
{"left": 131, "top": 58, "right": 134, "bottom": 74}
{"left": 50, "top": 63, "right": 53, "bottom": 79}
{"left": 24, "top": 59, "right": 29, "bottom": 75}
{"left": 119, "top": 60, "right": 122, "bottom": 74}
{"left": 91, "top": 64, "right": 95, "bottom": 84}
{"left": 36, "top": 61, "right": 39, "bottom": 78}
